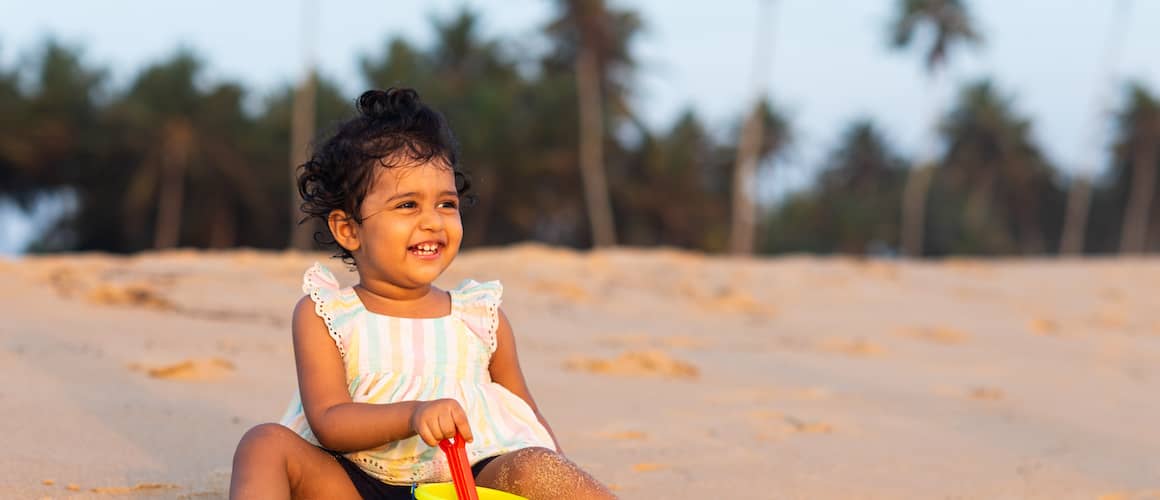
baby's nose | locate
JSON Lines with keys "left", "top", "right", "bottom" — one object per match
{"left": 420, "top": 211, "right": 444, "bottom": 230}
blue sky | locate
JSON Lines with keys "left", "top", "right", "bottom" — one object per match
{"left": 2, "top": 1, "right": 1159, "bottom": 254}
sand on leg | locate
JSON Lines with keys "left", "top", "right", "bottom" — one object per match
{"left": 476, "top": 447, "right": 617, "bottom": 500}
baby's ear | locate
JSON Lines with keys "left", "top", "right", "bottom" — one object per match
{"left": 328, "top": 210, "right": 361, "bottom": 252}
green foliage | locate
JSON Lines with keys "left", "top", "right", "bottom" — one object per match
{"left": 888, "top": 0, "right": 981, "bottom": 71}
{"left": 361, "top": 8, "right": 561, "bottom": 245}
{"left": 1087, "top": 83, "right": 1160, "bottom": 253}
{"left": 763, "top": 120, "right": 904, "bottom": 254}
{"left": 544, "top": 0, "right": 643, "bottom": 106}
{"left": 0, "top": 6, "right": 1156, "bottom": 257}
{"left": 929, "top": 80, "right": 1062, "bottom": 255}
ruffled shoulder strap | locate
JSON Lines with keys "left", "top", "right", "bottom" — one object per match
{"left": 451, "top": 279, "right": 503, "bottom": 353}
{"left": 302, "top": 262, "right": 361, "bottom": 359}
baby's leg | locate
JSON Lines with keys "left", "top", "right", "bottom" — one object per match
{"left": 229, "top": 423, "right": 361, "bottom": 500}
{"left": 476, "top": 447, "right": 617, "bottom": 500}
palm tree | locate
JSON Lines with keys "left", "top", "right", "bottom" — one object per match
{"left": 361, "top": 9, "right": 531, "bottom": 248}
{"left": 546, "top": 0, "right": 643, "bottom": 247}
{"left": 1115, "top": 84, "right": 1160, "bottom": 253}
{"left": 152, "top": 117, "right": 194, "bottom": 248}
{"left": 730, "top": 0, "right": 778, "bottom": 255}
{"left": 254, "top": 75, "right": 350, "bottom": 249}
{"left": 1061, "top": 0, "right": 1134, "bottom": 254}
{"left": 817, "top": 120, "right": 907, "bottom": 253}
{"left": 626, "top": 110, "right": 725, "bottom": 249}
{"left": 939, "top": 80, "right": 1056, "bottom": 254}
{"left": 888, "top": 0, "right": 980, "bottom": 256}
{"left": 0, "top": 57, "right": 24, "bottom": 199}
{"left": 288, "top": 0, "right": 319, "bottom": 250}
{"left": 0, "top": 40, "right": 104, "bottom": 203}
{"left": 2, "top": 41, "right": 111, "bottom": 252}
{"left": 762, "top": 120, "right": 904, "bottom": 254}
{"left": 114, "top": 51, "right": 266, "bottom": 250}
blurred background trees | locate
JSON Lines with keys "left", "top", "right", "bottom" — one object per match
{"left": 887, "top": 0, "right": 981, "bottom": 257}
{"left": 1, "top": 2, "right": 1158, "bottom": 257}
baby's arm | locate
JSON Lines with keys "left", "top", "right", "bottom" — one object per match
{"left": 292, "top": 296, "right": 472, "bottom": 451}
{"left": 488, "top": 308, "right": 563, "bottom": 454}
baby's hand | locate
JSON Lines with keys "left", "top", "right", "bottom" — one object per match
{"left": 410, "top": 398, "right": 473, "bottom": 447}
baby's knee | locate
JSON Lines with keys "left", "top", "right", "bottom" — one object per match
{"left": 235, "top": 423, "right": 296, "bottom": 457}
{"left": 513, "top": 447, "right": 566, "bottom": 465}
{"left": 499, "top": 447, "right": 569, "bottom": 482}
{"left": 489, "top": 447, "right": 613, "bottom": 498}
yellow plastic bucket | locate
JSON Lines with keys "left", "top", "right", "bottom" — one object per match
{"left": 413, "top": 483, "right": 528, "bottom": 500}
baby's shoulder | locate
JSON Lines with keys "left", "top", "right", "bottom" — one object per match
{"left": 302, "top": 262, "right": 341, "bottom": 295}
{"left": 449, "top": 279, "right": 504, "bottom": 313}
{"left": 449, "top": 279, "right": 504, "bottom": 353}
{"left": 450, "top": 278, "right": 503, "bottom": 299}
{"left": 296, "top": 263, "right": 359, "bottom": 358}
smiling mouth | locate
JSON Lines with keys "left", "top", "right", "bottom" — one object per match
{"left": 409, "top": 242, "right": 443, "bottom": 257}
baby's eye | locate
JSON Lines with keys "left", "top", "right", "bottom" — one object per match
{"left": 396, "top": 201, "right": 418, "bottom": 209}
{"left": 438, "top": 200, "right": 459, "bottom": 209}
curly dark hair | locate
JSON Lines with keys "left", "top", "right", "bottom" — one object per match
{"left": 296, "top": 88, "right": 473, "bottom": 266}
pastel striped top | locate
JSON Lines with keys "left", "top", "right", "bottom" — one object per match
{"left": 278, "top": 263, "right": 556, "bottom": 485}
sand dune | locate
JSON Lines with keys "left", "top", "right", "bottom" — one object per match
{"left": 2, "top": 246, "right": 1159, "bottom": 499}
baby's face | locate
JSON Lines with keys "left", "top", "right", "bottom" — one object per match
{"left": 354, "top": 159, "right": 463, "bottom": 288}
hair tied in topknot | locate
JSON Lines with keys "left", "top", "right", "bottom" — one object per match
{"left": 299, "top": 86, "right": 467, "bottom": 267}
{"left": 357, "top": 88, "right": 422, "bottom": 121}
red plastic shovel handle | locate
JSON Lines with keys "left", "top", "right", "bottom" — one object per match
{"left": 438, "top": 434, "right": 479, "bottom": 500}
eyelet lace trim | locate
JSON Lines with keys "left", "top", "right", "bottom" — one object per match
{"left": 302, "top": 262, "right": 346, "bottom": 359}
{"left": 352, "top": 446, "right": 499, "bottom": 484}
{"left": 485, "top": 282, "right": 502, "bottom": 353}
{"left": 357, "top": 454, "right": 442, "bottom": 484}
{"left": 453, "top": 279, "right": 502, "bottom": 354}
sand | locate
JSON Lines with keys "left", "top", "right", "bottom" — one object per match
{"left": 1, "top": 245, "right": 1159, "bottom": 499}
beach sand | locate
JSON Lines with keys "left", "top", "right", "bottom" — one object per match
{"left": 2, "top": 245, "right": 1158, "bottom": 499}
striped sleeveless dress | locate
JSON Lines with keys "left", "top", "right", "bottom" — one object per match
{"left": 278, "top": 263, "right": 556, "bottom": 485}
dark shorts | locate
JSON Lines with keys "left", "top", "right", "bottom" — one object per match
{"left": 323, "top": 448, "right": 499, "bottom": 500}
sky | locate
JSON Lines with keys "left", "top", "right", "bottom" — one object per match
{"left": 2, "top": 0, "right": 1159, "bottom": 254}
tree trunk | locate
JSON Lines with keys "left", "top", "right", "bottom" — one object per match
{"left": 288, "top": 69, "right": 317, "bottom": 250}
{"left": 464, "top": 167, "right": 496, "bottom": 248}
{"left": 575, "top": 46, "right": 616, "bottom": 247}
{"left": 1060, "top": 176, "right": 1093, "bottom": 255}
{"left": 153, "top": 119, "right": 193, "bottom": 249}
{"left": 1149, "top": 196, "right": 1160, "bottom": 249}
{"left": 729, "top": 103, "right": 764, "bottom": 255}
{"left": 1015, "top": 188, "right": 1045, "bottom": 254}
{"left": 1060, "top": 1, "right": 1132, "bottom": 255}
{"left": 208, "top": 197, "right": 236, "bottom": 248}
{"left": 900, "top": 164, "right": 934, "bottom": 256}
{"left": 289, "top": 0, "right": 319, "bottom": 250}
{"left": 900, "top": 73, "right": 943, "bottom": 257}
{"left": 1119, "top": 143, "right": 1158, "bottom": 253}
{"left": 729, "top": 0, "right": 776, "bottom": 255}
{"left": 964, "top": 172, "right": 996, "bottom": 244}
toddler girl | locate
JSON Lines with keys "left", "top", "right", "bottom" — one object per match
{"left": 229, "top": 88, "right": 615, "bottom": 500}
